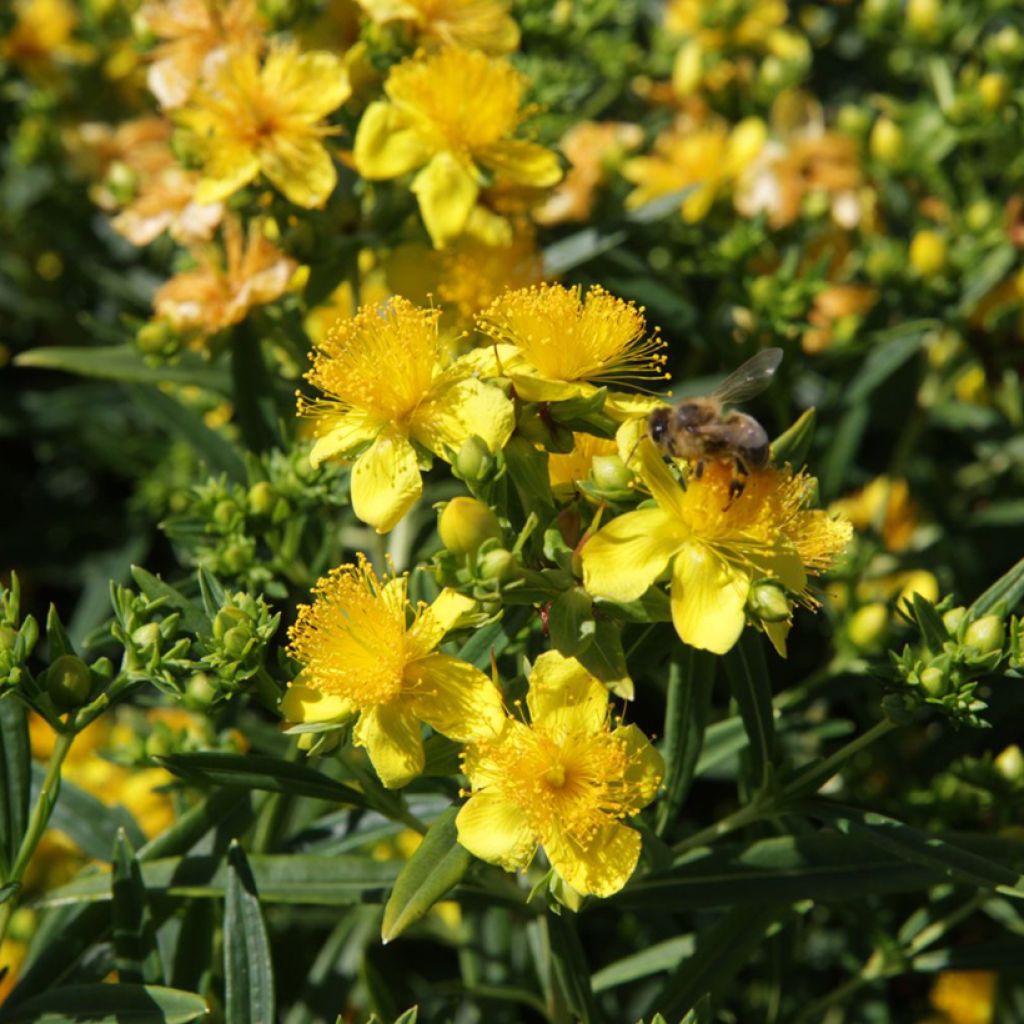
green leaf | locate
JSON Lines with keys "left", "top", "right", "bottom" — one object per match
{"left": 547, "top": 913, "right": 601, "bottom": 1024}
{"left": 591, "top": 935, "right": 695, "bottom": 993}
{"left": 46, "top": 603, "right": 75, "bottom": 659}
{"left": 132, "top": 386, "right": 246, "bottom": 482}
{"left": 504, "top": 437, "right": 556, "bottom": 519}
{"left": 40, "top": 764, "right": 145, "bottom": 861}
{"left": 14, "top": 344, "right": 231, "bottom": 392}
{"left": 230, "top": 330, "right": 281, "bottom": 453}
{"left": 575, "top": 618, "right": 633, "bottom": 700}
{"left": 224, "top": 842, "right": 275, "bottom": 1024}
{"left": 723, "top": 632, "right": 776, "bottom": 793}
{"left": 0, "top": 983, "right": 208, "bottom": 1023}
{"left": 821, "top": 403, "right": 868, "bottom": 500}
{"left": 799, "top": 801, "right": 1024, "bottom": 895}
{"left": 40, "top": 853, "right": 400, "bottom": 907}
{"left": 959, "top": 244, "right": 1015, "bottom": 315}
{"left": 548, "top": 588, "right": 595, "bottom": 659}
{"left": 770, "top": 408, "right": 816, "bottom": 468}
{"left": 381, "top": 807, "right": 471, "bottom": 943}
{"left": 156, "top": 752, "right": 369, "bottom": 807}
{"left": 393, "top": 1007, "right": 419, "bottom": 1023}
{"left": 543, "top": 227, "right": 628, "bottom": 277}
{"left": 909, "top": 592, "right": 948, "bottom": 653}
{"left": 646, "top": 905, "right": 784, "bottom": 1020}
{"left": 843, "top": 322, "right": 930, "bottom": 405}
{"left": 967, "top": 554, "right": 1024, "bottom": 622}
{"left": 0, "top": 698, "right": 30, "bottom": 875}
{"left": 112, "top": 829, "right": 164, "bottom": 985}
{"left": 657, "top": 648, "right": 716, "bottom": 835}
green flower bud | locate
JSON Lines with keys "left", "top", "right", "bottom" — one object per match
{"left": 747, "top": 580, "right": 791, "bottom": 624}
{"left": 996, "top": 745, "right": 1024, "bottom": 783}
{"left": 963, "top": 614, "right": 1005, "bottom": 656}
{"left": 590, "top": 455, "right": 632, "bottom": 492}
{"left": 136, "top": 320, "right": 179, "bottom": 357}
{"left": 848, "top": 603, "right": 888, "bottom": 651}
{"left": 213, "top": 606, "right": 253, "bottom": 642}
{"left": 439, "top": 497, "right": 502, "bottom": 556}
{"left": 453, "top": 436, "right": 494, "bottom": 482}
{"left": 477, "top": 547, "right": 518, "bottom": 584}
{"left": 131, "top": 622, "right": 162, "bottom": 650}
{"left": 909, "top": 230, "right": 948, "bottom": 277}
{"left": 247, "top": 481, "right": 275, "bottom": 517}
{"left": 919, "top": 665, "right": 948, "bottom": 698}
{"left": 869, "top": 117, "right": 904, "bottom": 165}
{"left": 0, "top": 625, "right": 17, "bottom": 653}
{"left": 222, "top": 625, "right": 253, "bottom": 659}
{"left": 942, "top": 606, "right": 967, "bottom": 636}
{"left": 104, "top": 160, "right": 137, "bottom": 204}
{"left": 185, "top": 672, "right": 218, "bottom": 710}
{"left": 213, "top": 499, "right": 239, "bottom": 528}
{"left": 46, "top": 654, "right": 92, "bottom": 708}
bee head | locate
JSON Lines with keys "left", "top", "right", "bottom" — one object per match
{"left": 648, "top": 407, "right": 672, "bottom": 449}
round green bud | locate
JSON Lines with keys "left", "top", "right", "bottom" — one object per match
{"left": 848, "top": 603, "right": 888, "bottom": 650}
{"left": 453, "top": 436, "right": 494, "bottom": 482}
{"left": 185, "top": 672, "right": 218, "bottom": 710}
{"left": 131, "top": 622, "right": 161, "bottom": 650}
{"left": 104, "top": 160, "right": 137, "bottom": 204}
{"left": 965, "top": 199, "right": 997, "bottom": 233}
{"left": 213, "top": 499, "right": 239, "bottom": 528}
{"left": 247, "top": 481, "right": 275, "bottom": 517}
{"left": 213, "top": 606, "right": 253, "bottom": 642}
{"left": 869, "top": 117, "right": 904, "bottom": 165}
{"left": 220, "top": 543, "right": 250, "bottom": 573}
{"left": 145, "top": 731, "right": 173, "bottom": 760}
{"left": 439, "top": 497, "right": 502, "bottom": 556}
{"left": 590, "top": 455, "right": 633, "bottom": 492}
{"left": 747, "top": 581, "right": 791, "bottom": 624}
{"left": 996, "top": 745, "right": 1024, "bottom": 783}
{"left": 477, "top": 547, "right": 518, "bottom": 584}
{"left": 909, "top": 230, "right": 948, "bottom": 276}
{"left": 0, "top": 625, "right": 18, "bottom": 653}
{"left": 905, "top": 0, "right": 940, "bottom": 37}
{"left": 136, "top": 320, "right": 178, "bottom": 357}
{"left": 837, "top": 104, "right": 870, "bottom": 138}
{"left": 942, "top": 606, "right": 967, "bottom": 635}
{"left": 222, "top": 626, "right": 253, "bottom": 659}
{"left": 964, "top": 614, "right": 1005, "bottom": 655}
{"left": 46, "top": 654, "right": 92, "bottom": 708}
{"left": 918, "top": 665, "right": 949, "bottom": 698}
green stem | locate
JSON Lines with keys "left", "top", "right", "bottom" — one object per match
{"left": 781, "top": 718, "right": 897, "bottom": 801}
{"left": 670, "top": 797, "right": 772, "bottom": 858}
{"left": 0, "top": 725, "right": 76, "bottom": 946}
{"left": 253, "top": 666, "right": 282, "bottom": 713}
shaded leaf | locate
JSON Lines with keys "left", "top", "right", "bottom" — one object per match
{"left": 723, "top": 633, "right": 776, "bottom": 793}
{"left": 0, "top": 983, "right": 208, "bottom": 1023}
{"left": 224, "top": 842, "right": 275, "bottom": 1024}
{"left": 112, "top": 829, "right": 164, "bottom": 985}
{"left": 0, "top": 698, "right": 30, "bottom": 875}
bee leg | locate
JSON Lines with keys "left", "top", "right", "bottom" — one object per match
{"left": 725, "top": 458, "right": 748, "bottom": 508}
{"left": 694, "top": 459, "right": 705, "bottom": 480}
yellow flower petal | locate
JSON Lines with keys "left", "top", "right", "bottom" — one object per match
{"left": 412, "top": 375, "right": 515, "bottom": 458}
{"left": 350, "top": 430, "right": 423, "bottom": 534}
{"left": 194, "top": 147, "right": 261, "bottom": 205}
{"left": 456, "top": 791, "right": 535, "bottom": 871}
{"left": 603, "top": 392, "right": 667, "bottom": 420}
{"left": 353, "top": 704, "right": 424, "bottom": 788}
{"left": 526, "top": 651, "right": 607, "bottom": 737}
{"left": 506, "top": 369, "right": 586, "bottom": 403}
{"left": 263, "top": 48, "right": 350, "bottom": 120}
{"left": 582, "top": 507, "right": 687, "bottom": 603}
{"left": 308, "top": 411, "right": 381, "bottom": 468}
{"left": 479, "top": 139, "right": 563, "bottom": 187}
{"left": 543, "top": 819, "right": 641, "bottom": 897}
{"left": 411, "top": 151, "right": 479, "bottom": 248}
{"left": 261, "top": 133, "right": 337, "bottom": 209}
{"left": 405, "top": 652, "right": 506, "bottom": 741}
{"left": 614, "top": 722, "right": 665, "bottom": 806}
{"left": 670, "top": 542, "right": 749, "bottom": 654}
{"left": 353, "top": 100, "right": 431, "bottom": 179}
{"left": 280, "top": 682, "right": 356, "bottom": 724}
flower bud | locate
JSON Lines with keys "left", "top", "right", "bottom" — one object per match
{"left": 905, "top": 0, "right": 939, "bottom": 38}
{"left": 453, "top": 435, "right": 494, "bottom": 483}
{"left": 963, "top": 614, "right": 1005, "bottom": 656}
{"left": 909, "top": 230, "right": 948, "bottom": 276}
{"left": 477, "top": 547, "right": 518, "bottom": 584}
{"left": 104, "top": 160, "right": 137, "bottom": 204}
{"left": 213, "top": 499, "right": 240, "bottom": 528}
{"left": 965, "top": 199, "right": 997, "bottom": 232}
{"left": 747, "top": 580, "right": 791, "bottom": 623}
{"left": 213, "top": 606, "right": 253, "bottom": 642}
{"left": 438, "top": 497, "right": 502, "bottom": 556}
{"left": 979, "top": 73, "right": 1009, "bottom": 110}
{"left": 46, "top": 654, "right": 92, "bottom": 708}
{"left": 131, "top": 622, "right": 161, "bottom": 650}
{"left": 247, "top": 481, "right": 275, "bottom": 517}
{"left": 918, "top": 664, "right": 948, "bottom": 697}
{"left": 942, "top": 606, "right": 967, "bottom": 635}
{"left": 848, "top": 603, "right": 888, "bottom": 650}
{"left": 996, "top": 745, "right": 1024, "bottom": 783}
{"left": 0, "top": 625, "right": 17, "bottom": 653}
{"left": 185, "top": 672, "right": 217, "bottom": 710}
{"left": 590, "top": 455, "right": 632, "bottom": 492}
{"left": 869, "top": 117, "right": 904, "bottom": 165}
{"left": 136, "top": 320, "right": 179, "bottom": 357}
{"left": 896, "top": 571, "right": 939, "bottom": 606}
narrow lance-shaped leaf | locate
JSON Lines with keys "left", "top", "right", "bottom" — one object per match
{"left": 723, "top": 632, "right": 776, "bottom": 794}
{"left": 112, "top": 828, "right": 164, "bottom": 985}
{"left": 0, "top": 698, "right": 30, "bottom": 877}
{"left": 0, "top": 983, "right": 209, "bottom": 1023}
{"left": 967, "top": 554, "right": 1024, "bottom": 622}
{"left": 381, "top": 807, "right": 471, "bottom": 943}
{"left": 224, "top": 841, "right": 275, "bottom": 1024}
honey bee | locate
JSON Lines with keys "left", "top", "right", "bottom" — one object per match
{"left": 647, "top": 347, "right": 784, "bottom": 499}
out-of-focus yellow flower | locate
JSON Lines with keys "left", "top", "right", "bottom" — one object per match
{"left": 475, "top": 283, "right": 668, "bottom": 415}
{"left": 283, "top": 556, "right": 505, "bottom": 788}
{"left": 139, "top": 0, "right": 266, "bottom": 109}
{"left": 583, "top": 430, "right": 851, "bottom": 654}
{"left": 178, "top": 42, "right": 350, "bottom": 209}
{"left": 622, "top": 115, "right": 765, "bottom": 223}
{"left": 830, "top": 476, "right": 921, "bottom": 553}
{"left": 930, "top": 971, "right": 995, "bottom": 1024}
{"left": 0, "top": 936, "right": 28, "bottom": 1003}
{"left": 154, "top": 218, "right": 297, "bottom": 337}
{"left": 64, "top": 117, "right": 174, "bottom": 195}
{"left": 1, "top": 0, "right": 93, "bottom": 72}
{"left": 536, "top": 121, "right": 643, "bottom": 226}
{"left": 353, "top": 47, "right": 562, "bottom": 247}
{"left": 856, "top": 568, "right": 939, "bottom": 607}
{"left": 302, "top": 297, "right": 515, "bottom": 532}
{"left": 665, "top": 0, "right": 787, "bottom": 50}
{"left": 910, "top": 229, "right": 948, "bottom": 276}
{"left": 954, "top": 364, "right": 989, "bottom": 405}
{"left": 802, "top": 283, "right": 878, "bottom": 354}
{"left": 737, "top": 92, "right": 864, "bottom": 230}
{"left": 113, "top": 165, "right": 224, "bottom": 247}
{"left": 456, "top": 651, "right": 663, "bottom": 898}
{"left": 356, "top": 0, "right": 519, "bottom": 53}
{"left": 548, "top": 434, "right": 619, "bottom": 497}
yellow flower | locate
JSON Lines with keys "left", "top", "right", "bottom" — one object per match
{"left": 153, "top": 218, "right": 297, "bottom": 337}
{"left": 178, "top": 42, "right": 350, "bottom": 209}
{"left": 623, "top": 114, "right": 765, "bottom": 223}
{"left": 353, "top": 47, "right": 562, "bottom": 247}
{"left": 301, "top": 297, "right": 515, "bottom": 533}
{"left": 456, "top": 651, "right": 663, "bottom": 898}
{"left": 582, "top": 429, "right": 851, "bottom": 654}
{"left": 113, "top": 165, "right": 224, "bottom": 247}
{"left": 1, "top": 0, "right": 92, "bottom": 72}
{"left": 475, "top": 283, "right": 668, "bottom": 415}
{"left": 139, "top": 0, "right": 266, "bottom": 109}
{"left": 930, "top": 971, "right": 995, "bottom": 1024}
{"left": 548, "top": 433, "right": 619, "bottom": 498}
{"left": 829, "top": 476, "right": 921, "bottom": 553}
{"left": 283, "top": 557, "right": 506, "bottom": 788}
{"left": 665, "top": 0, "right": 787, "bottom": 50}
{"left": 355, "top": 0, "right": 519, "bottom": 54}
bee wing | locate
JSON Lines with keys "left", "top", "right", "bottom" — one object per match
{"left": 709, "top": 348, "right": 784, "bottom": 405}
